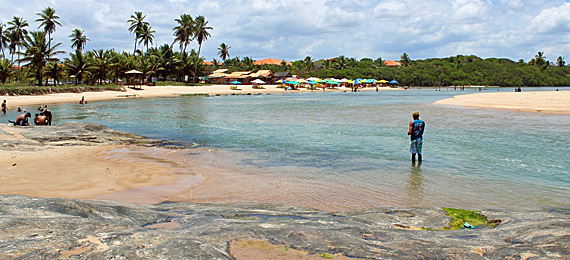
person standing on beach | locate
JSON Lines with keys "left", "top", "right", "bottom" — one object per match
{"left": 408, "top": 111, "right": 425, "bottom": 165}
{"left": 1, "top": 100, "right": 6, "bottom": 114}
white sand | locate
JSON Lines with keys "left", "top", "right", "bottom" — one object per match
{"left": 433, "top": 91, "right": 570, "bottom": 114}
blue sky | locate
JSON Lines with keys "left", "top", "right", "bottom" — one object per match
{"left": 1, "top": 0, "right": 570, "bottom": 62}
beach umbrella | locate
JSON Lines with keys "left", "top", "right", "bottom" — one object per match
{"left": 389, "top": 80, "right": 398, "bottom": 84}
{"left": 276, "top": 79, "right": 284, "bottom": 83}
{"left": 306, "top": 77, "right": 320, "bottom": 81}
{"left": 231, "top": 81, "right": 242, "bottom": 84}
{"left": 379, "top": 80, "right": 389, "bottom": 83}
{"left": 252, "top": 79, "right": 266, "bottom": 84}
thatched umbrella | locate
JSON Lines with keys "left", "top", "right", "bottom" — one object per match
{"left": 125, "top": 69, "right": 143, "bottom": 89}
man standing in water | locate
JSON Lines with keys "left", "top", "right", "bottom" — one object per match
{"left": 408, "top": 111, "right": 425, "bottom": 165}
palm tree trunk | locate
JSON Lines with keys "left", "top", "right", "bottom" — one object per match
{"left": 16, "top": 46, "right": 20, "bottom": 82}
{"left": 37, "top": 67, "right": 42, "bottom": 86}
{"left": 194, "top": 44, "right": 202, "bottom": 83}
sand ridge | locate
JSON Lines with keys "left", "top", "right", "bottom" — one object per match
{"left": 433, "top": 90, "right": 570, "bottom": 114}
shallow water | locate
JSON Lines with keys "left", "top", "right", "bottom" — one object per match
{"left": 5, "top": 87, "right": 569, "bottom": 211}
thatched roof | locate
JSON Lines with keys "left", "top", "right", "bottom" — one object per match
{"left": 274, "top": 72, "right": 292, "bottom": 78}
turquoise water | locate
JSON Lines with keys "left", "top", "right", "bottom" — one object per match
{"left": 7, "top": 87, "right": 570, "bottom": 211}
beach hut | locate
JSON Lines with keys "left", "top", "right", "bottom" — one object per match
{"left": 274, "top": 72, "right": 292, "bottom": 81}
{"left": 125, "top": 70, "right": 144, "bottom": 89}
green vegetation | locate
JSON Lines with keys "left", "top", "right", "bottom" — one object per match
{"left": 0, "top": 7, "right": 215, "bottom": 93}
{"left": 0, "top": 82, "right": 123, "bottom": 95}
{"left": 441, "top": 207, "right": 490, "bottom": 230}
{"left": 219, "top": 53, "right": 569, "bottom": 87}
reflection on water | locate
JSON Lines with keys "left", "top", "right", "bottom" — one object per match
{"left": 35, "top": 89, "right": 570, "bottom": 211}
{"left": 405, "top": 166, "right": 424, "bottom": 207}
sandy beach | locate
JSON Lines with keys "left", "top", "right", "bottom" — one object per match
{"left": 0, "top": 84, "right": 388, "bottom": 109}
{"left": 1, "top": 86, "right": 569, "bottom": 210}
{"left": 433, "top": 90, "right": 570, "bottom": 114}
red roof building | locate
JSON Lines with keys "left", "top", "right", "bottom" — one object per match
{"left": 253, "top": 58, "right": 292, "bottom": 66}
{"left": 384, "top": 60, "right": 401, "bottom": 67}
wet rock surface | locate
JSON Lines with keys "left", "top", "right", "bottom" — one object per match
{"left": 0, "top": 195, "right": 568, "bottom": 259}
{"left": 1, "top": 122, "right": 184, "bottom": 150}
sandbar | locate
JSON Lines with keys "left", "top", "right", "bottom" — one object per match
{"left": 434, "top": 90, "right": 570, "bottom": 114}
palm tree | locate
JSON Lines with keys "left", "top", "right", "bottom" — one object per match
{"left": 373, "top": 57, "right": 384, "bottom": 68}
{"left": 557, "top": 56, "right": 565, "bottom": 67}
{"left": 44, "top": 61, "right": 63, "bottom": 85}
{"left": 18, "top": 31, "right": 64, "bottom": 86}
{"left": 152, "top": 44, "right": 176, "bottom": 80}
{"left": 7, "top": 16, "right": 29, "bottom": 82}
{"left": 211, "top": 58, "right": 220, "bottom": 70}
{"left": 347, "top": 57, "right": 357, "bottom": 69}
{"left": 192, "top": 16, "right": 212, "bottom": 82}
{"left": 91, "top": 49, "right": 111, "bottom": 85}
{"left": 127, "top": 11, "right": 148, "bottom": 53}
{"left": 304, "top": 56, "right": 314, "bottom": 72}
{"left": 534, "top": 51, "right": 546, "bottom": 66}
{"left": 0, "top": 58, "right": 14, "bottom": 83}
{"left": 35, "top": 6, "right": 61, "bottom": 49}
{"left": 217, "top": 43, "right": 230, "bottom": 61}
{"left": 241, "top": 56, "right": 254, "bottom": 71}
{"left": 0, "top": 23, "right": 8, "bottom": 58}
{"left": 108, "top": 50, "right": 128, "bottom": 84}
{"left": 334, "top": 55, "right": 347, "bottom": 70}
{"left": 7, "top": 31, "right": 18, "bottom": 62}
{"left": 323, "top": 59, "right": 331, "bottom": 70}
{"left": 64, "top": 49, "right": 94, "bottom": 85}
{"left": 173, "top": 14, "right": 194, "bottom": 55}
{"left": 69, "top": 29, "right": 89, "bottom": 51}
{"left": 400, "top": 53, "right": 411, "bottom": 67}
{"left": 138, "top": 23, "right": 155, "bottom": 53}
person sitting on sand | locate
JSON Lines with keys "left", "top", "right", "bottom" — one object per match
{"left": 1, "top": 100, "right": 6, "bottom": 114}
{"left": 408, "top": 111, "right": 425, "bottom": 165}
{"left": 34, "top": 113, "right": 48, "bottom": 125}
{"left": 10, "top": 112, "right": 31, "bottom": 126}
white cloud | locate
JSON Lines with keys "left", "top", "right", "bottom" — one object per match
{"left": 0, "top": 0, "right": 569, "bottom": 62}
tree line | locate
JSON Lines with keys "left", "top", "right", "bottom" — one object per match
{"left": 0, "top": 7, "right": 216, "bottom": 86}
{"left": 217, "top": 53, "right": 569, "bottom": 87}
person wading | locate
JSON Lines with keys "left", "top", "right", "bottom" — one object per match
{"left": 408, "top": 111, "right": 425, "bottom": 166}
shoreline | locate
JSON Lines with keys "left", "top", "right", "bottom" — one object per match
{"left": 0, "top": 84, "right": 394, "bottom": 108}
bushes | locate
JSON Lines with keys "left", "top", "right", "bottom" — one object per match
{"left": 0, "top": 83, "right": 125, "bottom": 95}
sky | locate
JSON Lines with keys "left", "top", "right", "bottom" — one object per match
{"left": 1, "top": 0, "right": 570, "bottom": 63}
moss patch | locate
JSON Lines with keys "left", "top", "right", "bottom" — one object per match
{"left": 442, "top": 207, "right": 490, "bottom": 230}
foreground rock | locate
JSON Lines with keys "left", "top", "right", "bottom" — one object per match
{"left": 0, "top": 195, "right": 568, "bottom": 259}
